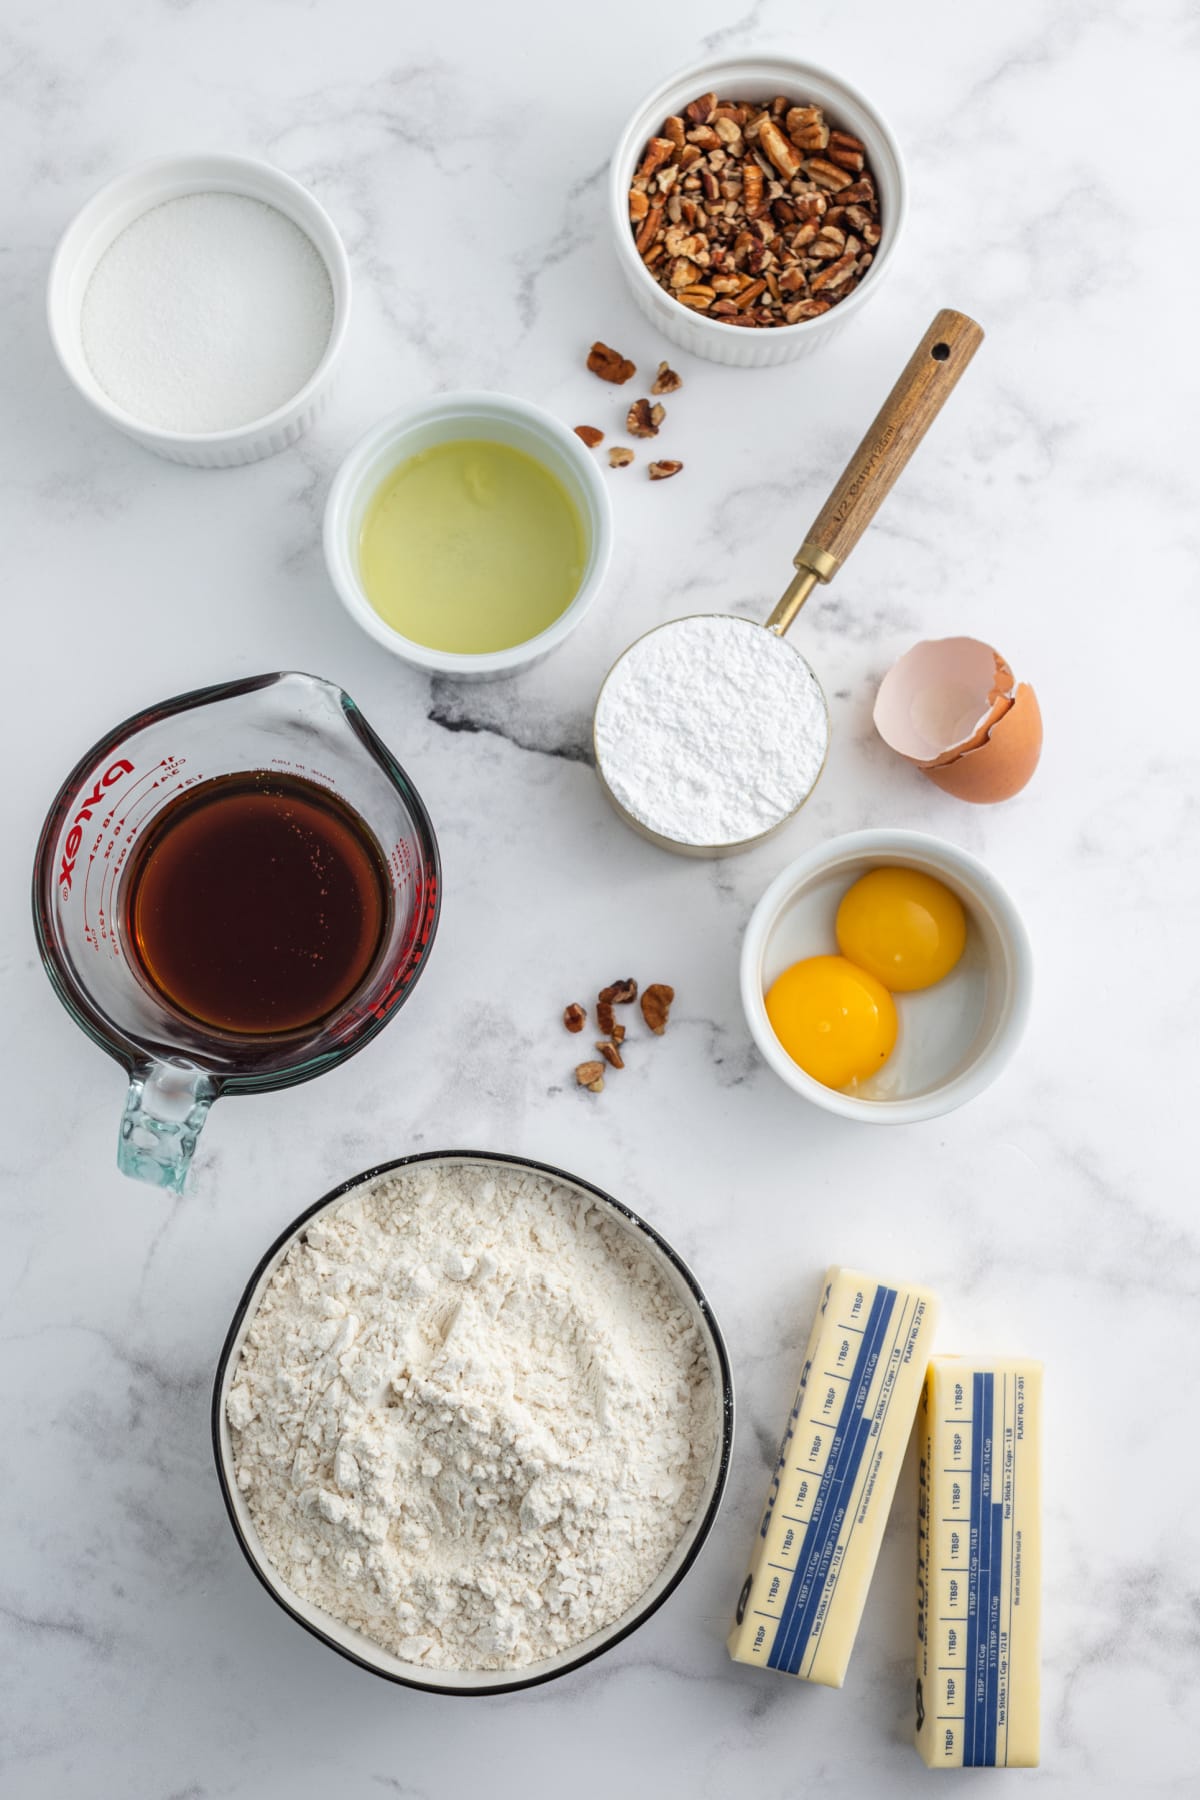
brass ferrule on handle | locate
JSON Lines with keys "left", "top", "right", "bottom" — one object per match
{"left": 766, "top": 543, "right": 840, "bottom": 636}
{"left": 764, "top": 308, "right": 985, "bottom": 638}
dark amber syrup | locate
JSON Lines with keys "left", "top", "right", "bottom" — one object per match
{"left": 123, "top": 771, "right": 390, "bottom": 1037}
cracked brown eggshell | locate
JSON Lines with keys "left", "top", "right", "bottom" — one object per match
{"left": 874, "top": 636, "right": 1042, "bottom": 804}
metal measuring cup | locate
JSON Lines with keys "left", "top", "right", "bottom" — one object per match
{"left": 593, "top": 309, "right": 985, "bottom": 856}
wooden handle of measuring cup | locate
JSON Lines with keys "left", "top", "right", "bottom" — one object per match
{"left": 797, "top": 309, "right": 984, "bottom": 581}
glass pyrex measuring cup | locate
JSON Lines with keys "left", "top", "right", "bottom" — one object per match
{"left": 32, "top": 672, "right": 440, "bottom": 1192}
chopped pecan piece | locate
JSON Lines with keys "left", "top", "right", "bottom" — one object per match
{"left": 685, "top": 92, "right": 717, "bottom": 127}
{"left": 758, "top": 119, "right": 803, "bottom": 181}
{"left": 805, "top": 157, "right": 854, "bottom": 191}
{"left": 637, "top": 137, "right": 675, "bottom": 180}
{"left": 641, "top": 984, "right": 675, "bottom": 1034}
{"left": 810, "top": 225, "right": 846, "bottom": 261}
{"left": 596, "top": 1040, "right": 625, "bottom": 1070}
{"left": 648, "top": 460, "right": 683, "bottom": 480}
{"left": 810, "top": 252, "right": 858, "bottom": 292}
{"left": 634, "top": 203, "right": 664, "bottom": 255}
{"left": 742, "top": 162, "right": 765, "bottom": 217}
{"left": 786, "top": 104, "right": 829, "bottom": 150}
{"left": 628, "top": 188, "right": 649, "bottom": 224}
{"left": 733, "top": 278, "right": 767, "bottom": 310}
{"left": 596, "top": 998, "right": 615, "bottom": 1036}
{"left": 587, "top": 342, "right": 636, "bottom": 384}
{"left": 573, "top": 426, "right": 603, "bottom": 448}
{"left": 608, "top": 446, "right": 635, "bottom": 468}
{"left": 827, "top": 129, "right": 866, "bottom": 172}
{"left": 599, "top": 979, "right": 638, "bottom": 1006}
{"left": 575, "top": 1061, "right": 605, "bottom": 1093}
{"left": 651, "top": 360, "right": 683, "bottom": 394}
{"left": 785, "top": 297, "right": 831, "bottom": 322}
{"left": 713, "top": 115, "right": 744, "bottom": 154}
{"left": 563, "top": 1002, "right": 586, "bottom": 1033}
{"left": 626, "top": 398, "right": 664, "bottom": 438}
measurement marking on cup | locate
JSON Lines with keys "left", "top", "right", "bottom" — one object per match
{"left": 93, "top": 768, "right": 191, "bottom": 950}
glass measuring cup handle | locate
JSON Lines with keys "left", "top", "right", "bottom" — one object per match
{"left": 118, "top": 1062, "right": 219, "bottom": 1193}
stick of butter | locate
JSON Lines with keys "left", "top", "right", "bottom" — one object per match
{"left": 915, "top": 1358, "right": 1042, "bottom": 1768}
{"left": 728, "top": 1266, "right": 939, "bottom": 1687}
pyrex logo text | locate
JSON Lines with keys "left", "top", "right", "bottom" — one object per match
{"left": 59, "top": 760, "right": 134, "bottom": 895}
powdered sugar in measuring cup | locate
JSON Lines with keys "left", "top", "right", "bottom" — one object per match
{"left": 593, "top": 614, "right": 829, "bottom": 851}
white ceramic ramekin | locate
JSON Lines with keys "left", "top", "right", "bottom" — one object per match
{"left": 324, "top": 393, "right": 614, "bottom": 680}
{"left": 212, "top": 1150, "right": 734, "bottom": 1697}
{"left": 741, "top": 830, "right": 1032, "bottom": 1122}
{"left": 610, "top": 54, "right": 907, "bottom": 368}
{"left": 47, "top": 153, "right": 351, "bottom": 467}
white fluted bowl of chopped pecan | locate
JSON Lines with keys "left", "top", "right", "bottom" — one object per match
{"left": 610, "top": 55, "right": 906, "bottom": 366}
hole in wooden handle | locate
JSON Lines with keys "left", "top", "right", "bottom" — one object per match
{"left": 931, "top": 342, "right": 951, "bottom": 361}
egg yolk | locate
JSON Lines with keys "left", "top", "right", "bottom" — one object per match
{"left": 765, "top": 955, "right": 898, "bottom": 1090}
{"left": 836, "top": 867, "right": 967, "bottom": 992}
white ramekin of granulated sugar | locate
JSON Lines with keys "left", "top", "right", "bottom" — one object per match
{"left": 212, "top": 1150, "right": 734, "bottom": 1696}
{"left": 47, "top": 153, "right": 351, "bottom": 467}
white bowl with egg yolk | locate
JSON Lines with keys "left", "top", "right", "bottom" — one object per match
{"left": 741, "top": 829, "right": 1033, "bottom": 1122}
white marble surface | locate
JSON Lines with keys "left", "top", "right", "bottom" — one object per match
{"left": 3, "top": 0, "right": 1198, "bottom": 1794}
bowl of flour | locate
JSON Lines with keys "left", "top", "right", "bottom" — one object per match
{"left": 212, "top": 1152, "right": 732, "bottom": 1693}
{"left": 48, "top": 153, "right": 350, "bottom": 466}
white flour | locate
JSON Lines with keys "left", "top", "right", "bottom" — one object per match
{"left": 594, "top": 614, "right": 829, "bottom": 846}
{"left": 227, "top": 1162, "right": 718, "bottom": 1672}
{"left": 81, "top": 192, "right": 333, "bottom": 432}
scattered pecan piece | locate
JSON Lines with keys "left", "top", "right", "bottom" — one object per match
{"left": 575, "top": 1061, "right": 605, "bottom": 1093}
{"left": 596, "top": 1040, "right": 625, "bottom": 1069}
{"left": 626, "top": 398, "right": 664, "bottom": 438}
{"left": 596, "top": 998, "right": 615, "bottom": 1036}
{"left": 599, "top": 979, "right": 638, "bottom": 1006}
{"left": 641, "top": 984, "right": 675, "bottom": 1035}
{"left": 563, "top": 1002, "right": 586, "bottom": 1033}
{"left": 611, "top": 1022, "right": 626, "bottom": 1044}
{"left": 651, "top": 360, "right": 683, "bottom": 395}
{"left": 648, "top": 460, "right": 683, "bottom": 480}
{"left": 573, "top": 425, "right": 603, "bottom": 448}
{"left": 608, "top": 446, "right": 635, "bottom": 468}
{"left": 587, "top": 341, "right": 636, "bottom": 384}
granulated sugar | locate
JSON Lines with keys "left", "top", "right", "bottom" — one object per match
{"left": 594, "top": 614, "right": 829, "bottom": 847}
{"left": 227, "top": 1161, "right": 719, "bottom": 1672}
{"left": 81, "top": 192, "right": 333, "bottom": 432}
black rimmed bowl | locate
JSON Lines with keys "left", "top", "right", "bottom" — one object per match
{"left": 211, "top": 1150, "right": 735, "bottom": 1695}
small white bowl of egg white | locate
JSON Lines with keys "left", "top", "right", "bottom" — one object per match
{"left": 47, "top": 152, "right": 350, "bottom": 466}
{"left": 741, "top": 829, "right": 1033, "bottom": 1123}
{"left": 323, "top": 393, "right": 613, "bottom": 680}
